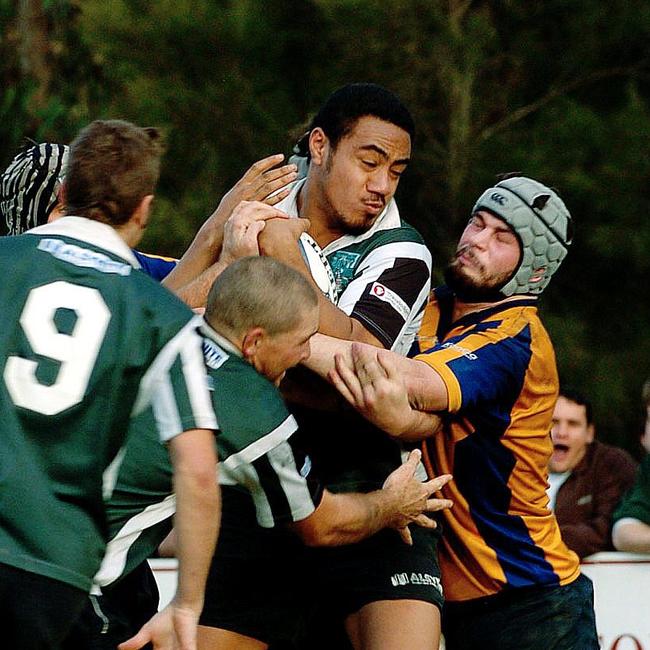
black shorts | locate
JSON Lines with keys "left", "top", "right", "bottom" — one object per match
{"left": 0, "top": 562, "right": 87, "bottom": 650}
{"left": 61, "top": 560, "right": 159, "bottom": 650}
{"left": 307, "top": 523, "right": 444, "bottom": 617}
{"left": 199, "top": 487, "right": 311, "bottom": 644}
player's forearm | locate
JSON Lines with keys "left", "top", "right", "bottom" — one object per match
{"left": 612, "top": 520, "right": 650, "bottom": 553}
{"left": 304, "top": 333, "right": 352, "bottom": 378}
{"left": 171, "top": 258, "right": 230, "bottom": 308}
{"left": 170, "top": 431, "right": 221, "bottom": 612}
{"left": 295, "top": 489, "right": 403, "bottom": 547}
{"left": 162, "top": 219, "right": 225, "bottom": 294}
{"left": 317, "top": 299, "right": 385, "bottom": 345}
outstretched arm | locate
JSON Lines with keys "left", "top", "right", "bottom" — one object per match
{"left": 170, "top": 201, "right": 293, "bottom": 308}
{"left": 291, "top": 449, "right": 452, "bottom": 546}
{"left": 305, "top": 334, "right": 448, "bottom": 439}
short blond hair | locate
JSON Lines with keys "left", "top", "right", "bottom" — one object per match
{"left": 205, "top": 256, "right": 318, "bottom": 338}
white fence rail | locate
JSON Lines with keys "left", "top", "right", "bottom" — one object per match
{"left": 150, "top": 552, "right": 650, "bottom": 648}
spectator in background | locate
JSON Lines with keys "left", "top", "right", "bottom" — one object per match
{"left": 613, "top": 379, "right": 650, "bottom": 553}
{"left": 548, "top": 388, "right": 637, "bottom": 558}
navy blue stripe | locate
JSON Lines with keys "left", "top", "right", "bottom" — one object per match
{"left": 450, "top": 324, "right": 559, "bottom": 586}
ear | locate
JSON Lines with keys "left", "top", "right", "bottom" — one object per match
{"left": 48, "top": 183, "right": 67, "bottom": 222}
{"left": 308, "top": 128, "right": 329, "bottom": 166}
{"left": 530, "top": 266, "right": 547, "bottom": 284}
{"left": 586, "top": 423, "right": 595, "bottom": 444}
{"left": 133, "top": 194, "right": 154, "bottom": 230}
{"left": 241, "top": 327, "right": 266, "bottom": 362}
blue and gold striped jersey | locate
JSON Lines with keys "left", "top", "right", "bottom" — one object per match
{"left": 413, "top": 286, "right": 580, "bottom": 601}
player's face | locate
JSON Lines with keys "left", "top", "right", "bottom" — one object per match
{"left": 549, "top": 396, "right": 594, "bottom": 473}
{"left": 257, "top": 306, "right": 320, "bottom": 386}
{"left": 316, "top": 116, "right": 411, "bottom": 235}
{"left": 447, "top": 211, "right": 521, "bottom": 294}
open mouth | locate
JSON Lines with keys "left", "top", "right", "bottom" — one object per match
{"left": 553, "top": 444, "right": 569, "bottom": 453}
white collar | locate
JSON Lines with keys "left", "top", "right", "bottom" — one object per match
{"left": 200, "top": 320, "right": 243, "bottom": 358}
{"left": 27, "top": 216, "right": 141, "bottom": 268}
{"left": 279, "top": 179, "right": 403, "bottom": 255}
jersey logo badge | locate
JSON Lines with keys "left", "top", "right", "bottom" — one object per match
{"left": 329, "top": 251, "right": 361, "bottom": 295}
{"left": 369, "top": 282, "right": 410, "bottom": 320}
{"left": 299, "top": 455, "right": 312, "bottom": 478}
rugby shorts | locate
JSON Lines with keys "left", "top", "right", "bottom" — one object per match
{"left": 199, "top": 486, "right": 311, "bottom": 644}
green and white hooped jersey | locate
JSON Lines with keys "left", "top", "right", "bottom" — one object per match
{"left": 0, "top": 217, "right": 217, "bottom": 592}
{"left": 94, "top": 325, "right": 323, "bottom": 589}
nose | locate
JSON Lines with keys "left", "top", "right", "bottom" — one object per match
{"left": 466, "top": 225, "right": 492, "bottom": 250}
{"left": 367, "top": 168, "right": 392, "bottom": 199}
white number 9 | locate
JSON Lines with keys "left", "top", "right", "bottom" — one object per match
{"left": 4, "top": 281, "right": 111, "bottom": 415}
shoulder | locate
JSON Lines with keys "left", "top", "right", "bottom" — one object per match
{"left": 365, "top": 218, "right": 428, "bottom": 250}
{"left": 592, "top": 441, "right": 638, "bottom": 472}
{"left": 209, "top": 352, "right": 290, "bottom": 427}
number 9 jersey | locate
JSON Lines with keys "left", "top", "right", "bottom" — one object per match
{"left": 0, "top": 217, "right": 217, "bottom": 593}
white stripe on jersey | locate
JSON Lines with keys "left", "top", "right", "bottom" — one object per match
{"left": 102, "top": 447, "right": 126, "bottom": 500}
{"left": 220, "top": 415, "right": 298, "bottom": 471}
{"left": 220, "top": 435, "right": 317, "bottom": 528}
{"left": 181, "top": 330, "right": 217, "bottom": 422}
{"left": 92, "top": 494, "right": 177, "bottom": 590}
{"left": 336, "top": 240, "right": 432, "bottom": 354}
{"left": 133, "top": 316, "right": 218, "bottom": 441}
{"left": 265, "top": 441, "right": 318, "bottom": 522}
{"left": 152, "top": 374, "right": 183, "bottom": 439}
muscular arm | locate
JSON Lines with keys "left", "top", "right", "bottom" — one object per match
{"left": 121, "top": 429, "right": 219, "bottom": 650}
{"left": 290, "top": 450, "right": 452, "bottom": 546}
{"left": 304, "top": 334, "right": 448, "bottom": 439}
{"left": 259, "top": 220, "right": 385, "bottom": 345}
{"left": 163, "top": 154, "right": 298, "bottom": 300}
{"left": 169, "top": 201, "right": 291, "bottom": 308}
{"left": 168, "top": 429, "right": 220, "bottom": 614}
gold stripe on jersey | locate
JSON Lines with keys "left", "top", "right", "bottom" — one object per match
{"left": 414, "top": 288, "right": 580, "bottom": 602}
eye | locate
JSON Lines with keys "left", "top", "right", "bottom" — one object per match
{"left": 362, "top": 159, "right": 378, "bottom": 169}
{"left": 496, "top": 231, "right": 517, "bottom": 244}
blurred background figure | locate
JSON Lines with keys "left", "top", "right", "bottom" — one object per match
{"left": 612, "top": 379, "right": 650, "bottom": 553}
{"left": 548, "top": 388, "right": 637, "bottom": 558}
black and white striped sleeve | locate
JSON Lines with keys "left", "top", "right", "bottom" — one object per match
{"left": 219, "top": 416, "right": 324, "bottom": 528}
{"left": 338, "top": 240, "right": 432, "bottom": 352}
{"left": 134, "top": 317, "right": 218, "bottom": 442}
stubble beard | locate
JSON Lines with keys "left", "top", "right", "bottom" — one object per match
{"left": 444, "top": 249, "right": 512, "bottom": 303}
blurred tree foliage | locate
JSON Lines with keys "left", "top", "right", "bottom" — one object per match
{"left": 2, "top": 0, "right": 649, "bottom": 452}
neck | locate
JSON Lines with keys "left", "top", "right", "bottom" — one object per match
{"left": 297, "top": 175, "right": 344, "bottom": 248}
{"left": 451, "top": 294, "right": 528, "bottom": 322}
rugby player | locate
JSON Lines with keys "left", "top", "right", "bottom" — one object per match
{"left": 257, "top": 83, "right": 440, "bottom": 650}
{"left": 0, "top": 120, "right": 219, "bottom": 650}
{"left": 316, "top": 175, "right": 600, "bottom": 649}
